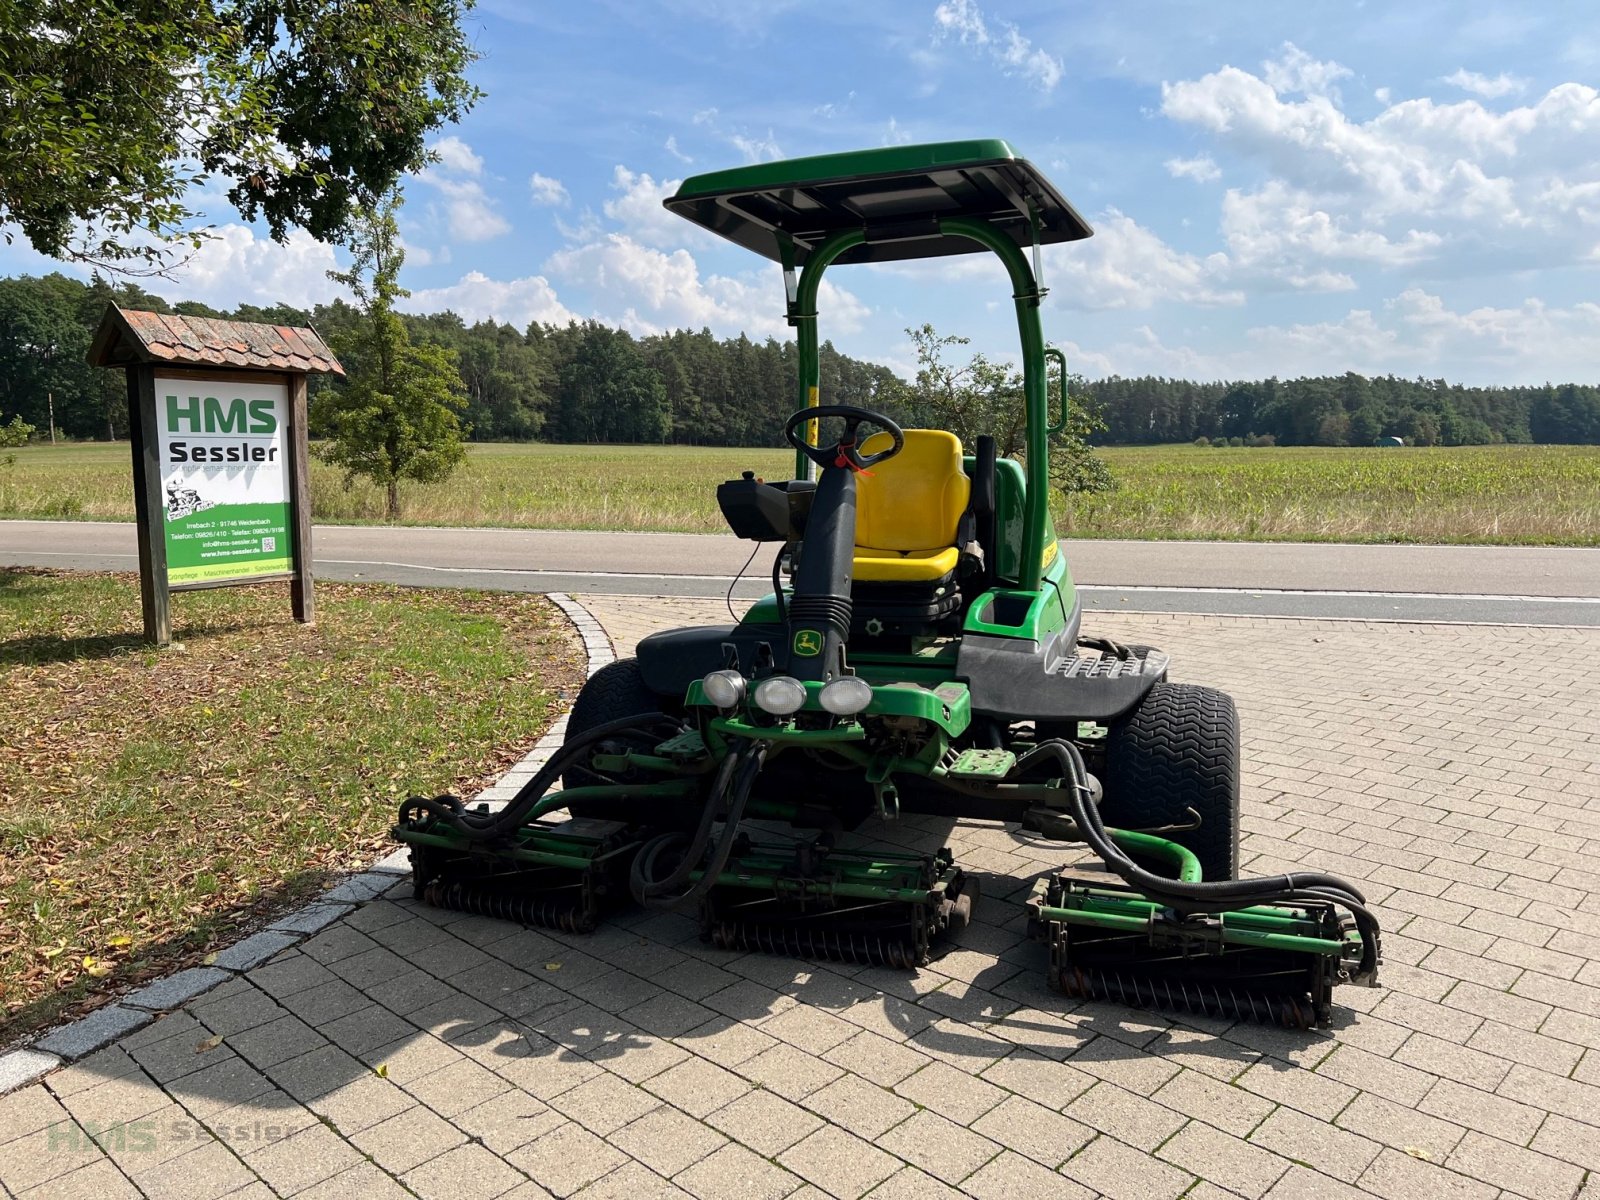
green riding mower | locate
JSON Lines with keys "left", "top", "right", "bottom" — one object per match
{"left": 395, "top": 140, "right": 1380, "bottom": 1027}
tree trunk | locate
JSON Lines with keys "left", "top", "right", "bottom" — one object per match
{"left": 386, "top": 480, "right": 400, "bottom": 521}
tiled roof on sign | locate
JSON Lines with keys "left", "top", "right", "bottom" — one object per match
{"left": 87, "top": 306, "right": 344, "bottom": 375}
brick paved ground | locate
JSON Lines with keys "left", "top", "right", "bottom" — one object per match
{"left": 2, "top": 597, "right": 1597, "bottom": 1199}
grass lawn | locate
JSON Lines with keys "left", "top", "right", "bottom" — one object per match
{"left": 0, "top": 568, "right": 586, "bottom": 1046}
{"left": 4, "top": 440, "right": 1599, "bottom": 545}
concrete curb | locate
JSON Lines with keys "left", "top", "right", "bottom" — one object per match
{"left": 0, "top": 590, "right": 607, "bottom": 1093}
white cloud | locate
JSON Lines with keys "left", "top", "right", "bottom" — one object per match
{"left": 1081, "top": 289, "right": 1600, "bottom": 383}
{"left": 1159, "top": 48, "right": 1600, "bottom": 285}
{"left": 1443, "top": 69, "right": 1526, "bottom": 99}
{"left": 1260, "top": 43, "right": 1351, "bottom": 97}
{"left": 545, "top": 232, "right": 868, "bottom": 340}
{"left": 602, "top": 166, "right": 684, "bottom": 248}
{"left": 1166, "top": 155, "right": 1221, "bottom": 183}
{"left": 529, "top": 173, "right": 570, "bottom": 207}
{"left": 401, "top": 270, "right": 575, "bottom": 329}
{"left": 932, "top": 0, "right": 1062, "bottom": 92}
{"left": 432, "top": 135, "right": 483, "bottom": 176}
{"left": 664, "top": 136, "right": 693, "bottom": 164}
{"left": 429, "top": 177, "right": 512, "bottom": 242}
{"left": 146, "top": 225, "right": 346, "bottom": 309}
{"left": 1048, "top": 210, "right": 1242, "bottom": 311}
{"left": 415, "top": 136, "right": 510, "bottom": 243}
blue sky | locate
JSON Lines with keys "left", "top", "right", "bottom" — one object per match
{"left": 10, "top": 1, "right": 1600, "bottom": 384}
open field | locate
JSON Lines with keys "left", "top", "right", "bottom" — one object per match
{"left": 4, "top": 440, "right": 1599, "bottom": 544}
{"left": 0, "top": 569, "right": 584, "bottom": 1045}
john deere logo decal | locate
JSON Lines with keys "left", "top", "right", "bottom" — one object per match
{"left": 793, "top": 629, "right": 823, "bottom": 657}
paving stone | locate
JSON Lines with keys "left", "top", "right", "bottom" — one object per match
{"left": 15, "top": 1156, "right": 141, "bottom": 1199}
{"left": 970, "top": 1094, "right": 1092, "bottom": 1168}
{"left": 268, "top": 903, "right": 354, "bottom": 935}
{"left": 0, "top": 1051, "right": 59, "bottom": 1096}
{"left": 1065, "top": 1080, "right": 1186, "bottom": 1150}
{"left": 579, "top": 1159, "right": 692, "bottom": 1200}
{"left": 1236, "top": 1059, "right": 1357, "bottom": 1121}
{"left": 209, "top": 932, "right": 301, "bottom": 972}
{"left": 1417, "top": 1076, "right": 1545, "bottom": 1144}
{"left": 1060, "top": 1132, "right": 1193, "bottom": 1200}
{"left": 1152, "top": 1070, "right": 1275, "bottom": 1137}
{"left": 674, "top": 1141, "right": 800, "bottom": 1200}
{"left": 893, "top": 1060, "right": 1007, "bottom": 1125}
{"left": 0, "top": 1083, "right": 74, "bottom": 1142}
{"left": 643, "top": 1055, "right": 751, "bottom": 1118}
{"left": 36, "top": 1006, "right": 151, "bottom": 1060}
{"left": 1157, "top": 1120, "right": 1292, "bottom": 1200}
{"left": 736, "top": 1044, "right": 843, "bottom": 1101}
{"left": 551, "top": 1069, "right": 659, "bottom": 1135}
{"left": 0, "top": 1116, "right": 111, "bottom": 1193}
{"left": 961, "top": 1149, "right": 1095, "bottom": 1200}
{"left": 247, "top": 1119, "right": 366, "bottom": 1194}
{"left": 403, "top": 1141, "right": 529, "bottom": 1200}
{"left": 506, "top": 1120, "right": 626, "bottom": 1197}
{"left": 681, "top": 1019, "right": 779, "bottom": 1070}
{"left": 294, "top": 1161, "right": 413, "bottom": 1200}
{"left": 877, "top": 1108, "right": 999, "bottom": 1181}
{"left": 351, "top": 1103, "right": 467, "bottom": 1175}
{"left": 402, "top": 1055, "right": 512, "bottom": 1120}
{"left": 247, "top": 952, "right": 339, "bottom": 999}
{"left": 124, "top": 1138, "right": 258, "bottom": 1200}
{"left": 452, "top": 1089, "right": 566, "bottom": 1156}
{"left": 863, "top": 1164, "right": 966, "bottom": 1200}
{"left": 306, "top": 1072, "right": 416, "bottom": 1134}
{"left": 779, "top": 1124, "right": 901, "bottom": 1199}
{"left": 706, "top": 1087, "right": 824, "bottom": 1156}
{"left": 611, "top": 1104, "right": 729, "bottom": 1176}
{"left": 980, "top": 1048, "right": 1095, "bottom": 1110}
{"left": 321, "top": 871, "right": 397, "bottom": 903}
{"left": 1357, "top": 1146, "right": 1498, "bottom": 1200}
{"left": 1262, "top": 1165, "right": 1373, "bottom": 1200}
{"left": 1335, "top": 1091, "right": 1467, "bottom": 1161}
{"left": 1248, "top": 1105, "right": 1381, "bottom": 1182}
{"left": 803, "top": 1076, "right": 915, "bottom": 1140}
{"left": 1445, "top": 1130, "right": 1587, "bottom": 1200}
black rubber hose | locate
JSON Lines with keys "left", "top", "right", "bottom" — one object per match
{"left": 630, "top": 747, "right": 743, "bottom": 903}
{"left": 1025, "top": 738, "right": 1380, "bottom": 977}
{"left": 399, "top": 712, "right": 679, "bottom": 842}
{"left": 633, "top": 742, "right": 766, "bottom": 911}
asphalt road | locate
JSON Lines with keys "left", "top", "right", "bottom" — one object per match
{"left": 5, "top": 519, "right": 1598, "bottom": 625}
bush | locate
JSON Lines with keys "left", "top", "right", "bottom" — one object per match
{"left": 1210, "top": 437, "right": 1229, "bottom": 448}
{"left": 1245, "top": 433, "right": 1277, "bottom": 447}
{"left": 0, "top": 416, "right": 34, "bottom": 448}
{"left": 1193, "top": 436, "right": 1211, "bottom": 447}
{"left": 1227, "top": 436, "right": 1244, "bottom": 448}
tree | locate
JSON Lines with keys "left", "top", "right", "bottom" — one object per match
{"left": 1, "top": 1, "right": 479, "bottom": 270}
{"left": 314, "top": 199, "right": 467, "bottom": 520}
{"left": 906, "top": 323, "right": 1112, "bottom": 495}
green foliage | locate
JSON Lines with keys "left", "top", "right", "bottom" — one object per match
{"left": 905, "top": 323, "right": 1113, "bottom": 496}
{"left": 0, "top": 415, "right": 35, "bottom": 448}
{"left": 0, "top": 1, "right": 479, "bottom": 268}
{"left": 314, "top": 199, "right": 467, "bottom": 519}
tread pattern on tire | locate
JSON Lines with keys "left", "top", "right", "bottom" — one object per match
{"left": 563, "top": 658, "right": 667, "bottom": 788}
{"left": 1102, "top": 682, "right": 1241, "bottom": 882}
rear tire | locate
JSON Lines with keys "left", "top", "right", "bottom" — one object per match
{"left": 1101, "top": 682, "right": 1240, "bottom": 881}
{"left": 563, "top": 658, "right": 674, "bottom": 789}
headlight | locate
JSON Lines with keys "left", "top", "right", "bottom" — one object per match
{"left": 819, "top": 676, "right": 873, "bottom": 715}
{"left": 701, "top": 669, "right": 746, "bottom": 708}
{"left": 752, "top": 675, "right": 807, "bottom": 716}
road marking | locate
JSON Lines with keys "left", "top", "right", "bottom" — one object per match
{"left": 11, "top": 550, "right": 1599, "bottom": 603}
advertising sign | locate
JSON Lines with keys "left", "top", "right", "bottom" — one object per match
{"left": 154, "top": 375, "right": 293, "bottom": 584}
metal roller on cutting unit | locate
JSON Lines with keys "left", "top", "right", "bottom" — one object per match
{"left": 391, "top": 140, "right": 1381, "bottom": 1028}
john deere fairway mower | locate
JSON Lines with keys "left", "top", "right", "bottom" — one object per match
{"left": 395, "top": 141, "right": 1380, "bottom": 1026}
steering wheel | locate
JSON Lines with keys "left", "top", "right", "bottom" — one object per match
{"left": 783, "top": 405, "right": 905, "bottom": 473}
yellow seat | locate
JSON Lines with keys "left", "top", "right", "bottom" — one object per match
{"left": 852, "top": 429, "right": 969, "bottom": 583}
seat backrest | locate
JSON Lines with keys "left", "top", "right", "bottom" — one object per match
{"left": 854, "top": 429, "right": 970, "bottom": 552}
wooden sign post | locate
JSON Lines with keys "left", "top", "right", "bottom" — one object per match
{"left": 88, "top": 307, "right": 344, "bottom": 646}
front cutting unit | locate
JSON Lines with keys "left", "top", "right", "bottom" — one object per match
{"left": 393, "top": 141, "right": 1380, "bottom": 1028}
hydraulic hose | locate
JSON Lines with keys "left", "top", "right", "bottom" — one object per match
{"left": 632, "top": 742, "right": 767, "bottom": 911}
{"left": 397, "top": 712, "right": 680, "bottom": 842}
{"left": 1025, "top": 739, "right": 1381, "bottom": 979}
